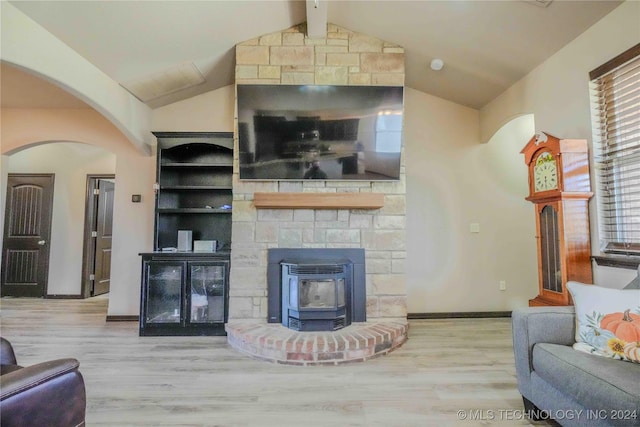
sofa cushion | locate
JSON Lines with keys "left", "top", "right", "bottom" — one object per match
{"left": 567, "top": 281, "right": 640, "bottom": 363}
{"left": 532, "top": 343, "right": 640, "bottom": 414}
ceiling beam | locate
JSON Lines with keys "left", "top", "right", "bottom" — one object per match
{"left": 306, "top": 0, "right": 327, "bottom": 38}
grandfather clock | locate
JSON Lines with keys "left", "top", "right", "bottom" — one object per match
{"left": 521, "top": 132, "right": 593, "bottom": 306}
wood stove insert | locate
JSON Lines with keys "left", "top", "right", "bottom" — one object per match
{"left": 267, "top": 248, "right": 366, "bottom": 331}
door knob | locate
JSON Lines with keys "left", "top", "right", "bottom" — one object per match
{"left": 37, "top": 240, "right": 46, "bottom": 246}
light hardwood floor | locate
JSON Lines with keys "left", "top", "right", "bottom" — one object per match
{"left": 0, "top": 297, "right": 555, "bottom": 426}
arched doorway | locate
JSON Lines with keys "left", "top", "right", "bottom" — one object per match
{"left": 2, "top": 142, "right": 116, "bottom": 299}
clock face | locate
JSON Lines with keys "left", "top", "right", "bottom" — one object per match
{"left": 534, "top": 152, "right": 558, "bottom": 192}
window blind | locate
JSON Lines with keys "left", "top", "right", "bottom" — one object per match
{"left": 591, "top": 44, "right": 640, "bottom": 254}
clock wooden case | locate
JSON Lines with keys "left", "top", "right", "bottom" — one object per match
{"left": 521, "top": 132, "right": 593, "bottom": 306}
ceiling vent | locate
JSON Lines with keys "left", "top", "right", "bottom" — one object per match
{"left": 521, "top": 0, "right": 553, "bottom": 7}
{"left": 520, "top": 0, "right": 553, "bottom": 7}
{"left": 120, "top": 62, "right": 205, "bottom": 103}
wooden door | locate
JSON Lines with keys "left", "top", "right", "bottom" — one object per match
{"left": 92, "top": 179, "right": 114, "bottom": 295}
{"left": 1, "top": 174, "right": 55, "bottom": 297}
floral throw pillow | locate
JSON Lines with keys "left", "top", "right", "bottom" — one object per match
{"left": 567, "top": 281, "right": 640, "bottom": 363}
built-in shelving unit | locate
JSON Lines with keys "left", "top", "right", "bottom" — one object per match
{"left": 140, "top": 132, "right": 233, "bottom": 337}
{"left": 153, "top": 132, "right": 234, "bottom": 251}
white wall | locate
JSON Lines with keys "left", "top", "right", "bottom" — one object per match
{"left": 1, "top": 2, "right": 157, "bottom": 315}
{"left": 481, "top": 2, "right": 639, "bottom": 144}
{"left": 0, "top": 85, "right": 546, "bottom": 314}
{"left": 107, "top": 150, "right": 156, "bottom": 315}
{"left": 480, "top": 0, "right": 640, "bottom": 289}
{"left": 151, "top": 86, "right": 234, "bottom": 132}
{"left": 156, "top": 85, "right": 541, "bottom": 313}
{"left": 1, "top": 108, "right": 156, "bottom": 316}
{"left": 1, "top": 2, "right": 152, "bottom": 152}
{"left": 5, "top": 1, "right": 633, "bottom": 313}
{"left": 405, "top": 89, "right": 538, "bottom": 312}
{"left": 8, "top": 143, "right": 116, "bottom": 295}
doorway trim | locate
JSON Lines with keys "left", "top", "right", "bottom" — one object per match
{"left": 81, "top": 174, "right": 115, "bottom": 298}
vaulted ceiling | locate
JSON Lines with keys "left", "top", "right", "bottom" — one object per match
{"left": 1, "top": 0, "right": 622, "bottom": 110}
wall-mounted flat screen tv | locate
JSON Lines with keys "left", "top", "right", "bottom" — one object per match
{"left": 237, "top": 84, "right": 403, "bottom": 181}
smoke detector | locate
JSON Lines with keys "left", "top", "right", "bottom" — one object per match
{"left": 430, "top": 59, "right": 444, "bottom": 71}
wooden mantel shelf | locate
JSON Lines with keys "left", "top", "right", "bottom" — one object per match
{"left": 253, "top": 192, "right": 385, "bottom": 209}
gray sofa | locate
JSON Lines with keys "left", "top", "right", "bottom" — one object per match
{"left": 512, "top": 306, "right": 640, "bottom": 426}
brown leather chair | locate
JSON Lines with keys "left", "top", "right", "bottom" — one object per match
{"left": 0, "top": 337, "right": 86, "bottom": 427}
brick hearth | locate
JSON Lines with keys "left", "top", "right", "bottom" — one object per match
{"left": 226, "top": 321, "right": 408, "bottom": 365}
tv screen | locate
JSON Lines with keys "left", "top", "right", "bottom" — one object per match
{"left": 237, "top": 84, "right": 403, "bottom": 181}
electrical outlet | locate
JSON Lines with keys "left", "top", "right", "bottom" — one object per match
{"left": 499, "top": 280, "right": 506, "bottom": 291}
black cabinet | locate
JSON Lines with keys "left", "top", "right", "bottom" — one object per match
{"left": 139, "top": 252, "right": 229, "bottom": 336}
{"left": 141, "top": 132, "right": 233, "bottom": 336}
{"left": 152, "top": 132, "right": 233, "bottom": 251}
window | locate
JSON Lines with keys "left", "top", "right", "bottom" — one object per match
{"left": 375, "top": 111, "right": 403, "bottom": 153}
{"left": 591, "top": 44, "right": 640, "bottom": 254}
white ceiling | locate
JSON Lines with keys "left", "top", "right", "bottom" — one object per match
{"left": 1, "top": 0, "right": 622, "bottom": 110}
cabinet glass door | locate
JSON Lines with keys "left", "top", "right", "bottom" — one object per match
{"left": 540, "top": 205, "right": 561, "bottom": 294}
{"left": 189, "top": 264, "right": 226, "bottom": 323}
{"left": 145, "top": 263, "right": 183, "bottom": 324}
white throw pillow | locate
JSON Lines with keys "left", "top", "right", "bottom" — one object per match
{"left": 567, "top": 281, "right": 640, "bottom": 363}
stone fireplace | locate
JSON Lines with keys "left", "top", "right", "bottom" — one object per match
{"left": 225, "top": 23, "right": 408, "bottom": 365}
